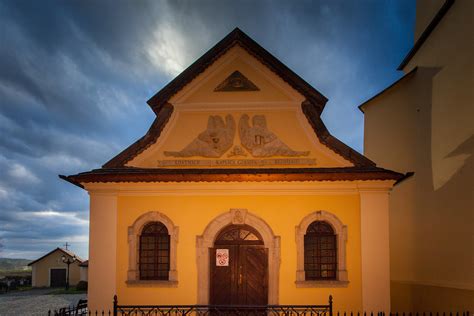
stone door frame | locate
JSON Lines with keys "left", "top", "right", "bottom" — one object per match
{"left": 196, "top": 209, "right": 281, "bottom": 304}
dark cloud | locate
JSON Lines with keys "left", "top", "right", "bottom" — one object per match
{"left": 0, "top": 0, "right": 415, "bottom": 259}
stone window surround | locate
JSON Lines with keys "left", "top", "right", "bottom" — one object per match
{"left": 196, "top": 209, "right": 281, "bottom": 304}
{"left": 127, "top": 211, "right": 179, "bottom": 287}
{"left": 295, "top": 210, "right": 349, "bottom": 287}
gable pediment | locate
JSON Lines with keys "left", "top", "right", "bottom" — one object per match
{"left": 100, "top": 28, "right": 375, "bottom": 171}
{"left": 126, "top": 109, "right": 354, "bottom": 168}
{"left": 169, "top": 45, "right": 303, "bottom": 106}
{"left": 61, "top": 29, "right": 403, "bottom": 187}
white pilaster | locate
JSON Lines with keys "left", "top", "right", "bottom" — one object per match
{"left": 88, "top": 192, "right": 117, "bottom": 312}
{"left": 360, "top": 189, "right": 391, "bottom": 312}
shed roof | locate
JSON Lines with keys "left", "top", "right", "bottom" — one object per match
{"left": 27, "top": 248, "right": 84, "bottom": 266}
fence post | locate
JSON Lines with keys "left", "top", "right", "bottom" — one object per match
{"left": 113, "top": 295, "right": 118, "bottom": 316}
{"left": 329, "top": 295, "right": 333, "bottom": 316}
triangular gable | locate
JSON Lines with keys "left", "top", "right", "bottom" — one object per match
{"left": 214, "top": 70, "right": 259, "bottom": 92}
{"left": 103, "top": 28, "right": 374, "bottom": 169}
{"left": 27, "top": 248, "right": 84, "bottom": 266}
{"left": 146, "top": 28, "right": 328, "bottom": 116}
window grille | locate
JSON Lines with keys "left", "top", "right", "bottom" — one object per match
{"left": 139, "top": 222, "right": 170, "bottom": 280}
{"left": 304, "top": 221, "right": 337, "bottom": 280}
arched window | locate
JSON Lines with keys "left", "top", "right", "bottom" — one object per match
{"left": 128, "top": 211, "right": 178, "bottom": 285}
{"left": 304, "top": 221, "right": 337, "bottom": 280}
{"left": 295, "top": 211, "right": 348, "bottom": 287}
{"left": 139, "top": 222, "right": 170, "bottom": 280}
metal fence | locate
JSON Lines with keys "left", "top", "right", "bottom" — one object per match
{"left": 114, "top": 295, "right": 333, "bottom": 316}
{"left": 48, "top": 296, "right": 470, "bottom": 316}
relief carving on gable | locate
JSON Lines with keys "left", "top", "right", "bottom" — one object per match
{"left": 239, "top": 114, "right": 309, "bottom": 157}
{"left": 163, "top": 114, "right": 310, "bottom": 160}
{"left": 164, "top": 115, "right": 235, "bottom": 158}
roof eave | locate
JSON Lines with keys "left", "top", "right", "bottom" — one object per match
{"left": 358, "top": 67, "right": 418, "bottom": 113}
{"left": 63, "top": 167, "right": 405, "bottom": 184}
{"left": 397, "top": 0, "right": 455, "bottom": 71}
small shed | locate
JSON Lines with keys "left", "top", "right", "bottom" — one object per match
{"left": 28, "top": 248, "right": 84, "bottom": 287}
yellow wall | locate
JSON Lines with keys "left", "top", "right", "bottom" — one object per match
{"left": 115, "top": 193, "right": 363, "bottom": 310}
{"left": 31, "top": 249, "right": 81, "bottom": 287}
{"left": 363, "top": 0, "right": 474, "bottom": 310}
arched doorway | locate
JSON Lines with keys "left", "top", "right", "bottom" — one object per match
{"left": 210, "top": 224, "right": 268, "bottom": 305}
{"left": 196, "top": 209, "right": 280, "bottom": 304}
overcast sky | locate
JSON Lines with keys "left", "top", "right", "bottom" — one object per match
{"left": 0, "top": 0, "right": 415, "bottom": 260}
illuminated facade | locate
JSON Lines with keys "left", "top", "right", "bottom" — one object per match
{"left": 62, "top": 29, "right": 404, "bottom": 312}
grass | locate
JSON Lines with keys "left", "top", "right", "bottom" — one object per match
{"left": 48, "top": 286, "right": 87, "bottom": 295}
{"left": 0, "top": 269, "right": 31, "bottom": 277}
{"left": 16, "top": 285, "right": 32, "bottom": 291}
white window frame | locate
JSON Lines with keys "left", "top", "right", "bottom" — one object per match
{"left": 127, "top": 211, "right": 179, "bottom": 286}
{"left": 295, "top": 210, "right": 349, "bottom": 287}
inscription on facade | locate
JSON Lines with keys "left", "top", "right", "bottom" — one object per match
{"left": 157, "top": 158, "right": 317, "bottom": 167}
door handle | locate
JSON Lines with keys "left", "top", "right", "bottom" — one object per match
{"left": 238, "top": 265, "right": 243, "bottom": 285}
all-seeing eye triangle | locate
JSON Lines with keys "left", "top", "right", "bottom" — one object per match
{"left": 214, "top": 70, "right": 260, "bottom": 92}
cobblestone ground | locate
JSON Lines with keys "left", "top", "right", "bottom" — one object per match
{"left": 0, "top": 288, "right": 86, "bottom": 316}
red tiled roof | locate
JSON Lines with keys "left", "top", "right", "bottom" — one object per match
{"left": 60, "top": 166, "right": 404, "bottom": 188}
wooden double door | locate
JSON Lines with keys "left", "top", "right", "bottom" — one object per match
{"left": 50, "top": 268, "right": 66, "bottom": 287}
{"left": 210, "top": 225, "right": 268, "bottom": 305}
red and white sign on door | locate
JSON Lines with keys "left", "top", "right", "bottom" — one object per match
{"left": 216, "top": 249, "right": 229, "bottom": 266}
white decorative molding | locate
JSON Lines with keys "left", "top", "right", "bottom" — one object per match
{"left": 295, "top": 280, "right": 349, "bottom": 288}
{"left": 196, "top": 209, "right": 281, "bottom": 304}
{"left": 174, "top": 102, "right": 299, "bottom": 111}
{"left": 127, "top": 211, "right": 179, "bottom": 285}
{"left": 295, "top": 210, "right": 348, "bottom": 287}
{"left": 125, "top": 280, "right": 178, "bottom": 287}
{"left": 85, "top": 181, "right": 396, "bottom": 196}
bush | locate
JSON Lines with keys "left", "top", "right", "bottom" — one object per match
{"left": 76, "top": 281, "right": 88, "bottom": 291}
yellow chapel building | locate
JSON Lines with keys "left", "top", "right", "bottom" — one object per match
{"left": 62, "top": 29, "right": 405, "bottom": 312}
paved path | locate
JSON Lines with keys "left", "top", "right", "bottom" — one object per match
{"left": 0, "top": 289, "right": 86, "bottom": 316}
